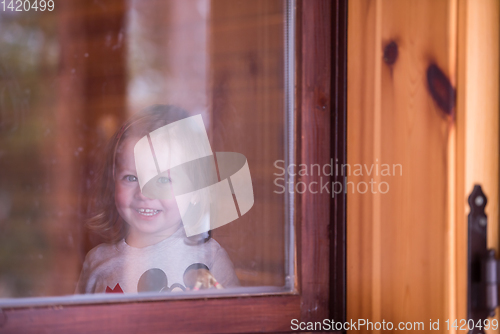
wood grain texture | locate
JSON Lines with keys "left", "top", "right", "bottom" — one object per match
{"left": 209, "top": 0, "right": 287, "bottom": 288}
{"left": 298, "top": 0, "right": 332, "bottom": 322}
{"left": 347, "top": 0, "right": 457, "bottom": 331}
{"left": 0, "top": 295, "right": 300, "bottom": 334}
{"left": 55, "top": 0, "right": 127, "bottom": 296}
{"left": 456, "top": 0, "right": 500, "bottom": 332}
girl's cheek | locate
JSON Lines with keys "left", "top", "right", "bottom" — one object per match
{"left": 114, "top": 184, "right": 121, "bottom": 201}
{"left": 114, "top": 184, "right": 128, "bottom": 206}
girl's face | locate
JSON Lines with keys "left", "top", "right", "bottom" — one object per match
{"left": 114, "top": 137, "right": 182, "bottom": 241}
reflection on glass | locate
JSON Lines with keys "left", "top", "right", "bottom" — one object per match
{"left": 0, "top": 0, "right": 290, "bottom": 302}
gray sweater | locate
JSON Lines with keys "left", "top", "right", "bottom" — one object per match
{"left": 76, "top": 227, "right": 239, "bottom": 294}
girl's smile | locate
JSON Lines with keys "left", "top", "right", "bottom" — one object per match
{"left": 135, "top": 208, "right": 161, "bottom": 216}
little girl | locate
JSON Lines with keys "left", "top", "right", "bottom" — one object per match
{"left": 76, "top": 105, "right": 240, "bottom": 294}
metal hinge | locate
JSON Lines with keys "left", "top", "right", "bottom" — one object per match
{"left": 468, "top": 185, "right": 497, "bottom": 334}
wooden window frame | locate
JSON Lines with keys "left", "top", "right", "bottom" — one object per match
{"left": 0, "top": 1, "right": 347, "bottom": 332}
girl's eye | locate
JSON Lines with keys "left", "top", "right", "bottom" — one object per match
{"left": 124, "top": 175, "right": 138, "bottom": 182}
{"left": 157, "top": 176, "right": 171, "bottom": 184}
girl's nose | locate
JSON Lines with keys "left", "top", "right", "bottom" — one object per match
{"left": 134, "top": 186, "right": 154, "bottom": 200}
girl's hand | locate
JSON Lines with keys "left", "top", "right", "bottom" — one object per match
{"left": 184, "top": 268, "right": 223, "bottom": 290}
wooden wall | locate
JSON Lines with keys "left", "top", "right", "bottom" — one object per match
{"left": 457, "top": 0, "right": 499, "bottom": 331}
{"left": 58, "top": 0, "right": 127, "bottom": 295}
{"left": 347, "top": 0, "right": 499, "bottom": 332}
{"left": 209, "top": 0, "right": 286, "bottom": 287}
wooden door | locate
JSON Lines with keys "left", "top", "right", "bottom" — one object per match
{"left": 347, "top": 0, "right": 499, "bottom": 332}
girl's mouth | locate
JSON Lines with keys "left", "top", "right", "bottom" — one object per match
{"left": 135, "top": 208, "right": 161, "bottom": 216}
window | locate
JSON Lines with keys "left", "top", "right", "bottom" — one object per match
{"left": 0, "top": 0, "right": 345, "bottom": 331}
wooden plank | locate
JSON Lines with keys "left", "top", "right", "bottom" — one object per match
{"left": 456, "top": 0, "right": 500, "bottom": 331}
{"left": 298, "top": 0, "right": 332, "bottom": 322}
{"left": 347, "top": 0, "right": 457, "bottom": 331}
{"left": 0, "top": 295, "right": 300, "bottom": 334}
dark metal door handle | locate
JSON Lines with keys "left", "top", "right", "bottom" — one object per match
{"left": 468, "top": 184, "right": 496, "bottom": 334}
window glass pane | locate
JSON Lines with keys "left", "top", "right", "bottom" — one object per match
{"left": 0, "top": 0, "right": 294, "bottom": 303}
